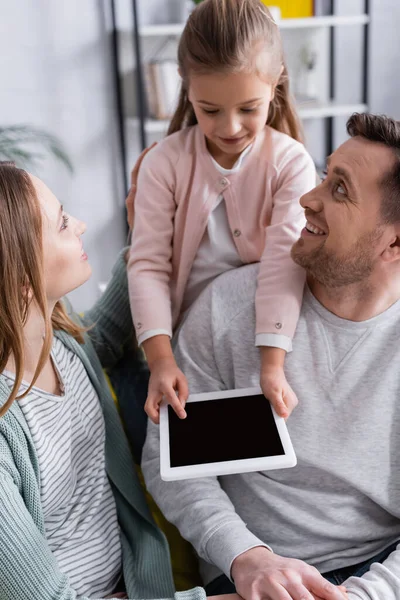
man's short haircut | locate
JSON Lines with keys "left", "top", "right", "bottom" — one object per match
{"left": 347, "top": 113, "right": 400, "bottom": 223}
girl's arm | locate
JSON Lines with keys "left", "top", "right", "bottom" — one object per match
{"left": 128, "top": 144, "right": 189, "bottom": 422}
{"left": 256, "top": 147, "right": 316, "bottom": 416}
{"left": 128, "top": 144, "right": 177, "bottom": 344}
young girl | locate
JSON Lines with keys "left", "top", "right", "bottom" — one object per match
{"left": 0, "top": 161, "right": 214, "bottom": 600}
{"left": 128, "top": 0, "right": 316, "bottom": 424}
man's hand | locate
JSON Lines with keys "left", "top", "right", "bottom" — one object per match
{"left": 314, "top": 588, "right": 348, "bottom": 600}
{"left": 126, "top": 142, "right": 157, "bottom": 231}
{"left": 231, "top": 547, "right": 348, "bottom": 600}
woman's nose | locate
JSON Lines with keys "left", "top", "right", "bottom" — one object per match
{"left": 75, "top": 219, "right": 87, "bottom": 236}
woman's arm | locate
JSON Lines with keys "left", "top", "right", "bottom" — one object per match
{"left": 0, "top": 436, "right": 206, "bottom": 600}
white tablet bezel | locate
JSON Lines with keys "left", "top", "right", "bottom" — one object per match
{"left": 159, "top": 386, "right": 297, "bottom": 481}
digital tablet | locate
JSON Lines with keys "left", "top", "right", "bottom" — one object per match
{"left": 159, "top": 386, "right": 297, "bottom": 481}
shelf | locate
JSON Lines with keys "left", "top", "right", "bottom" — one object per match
{"left": 279, "top": 14, "right": 370, "bottom": 29}
{"left": 298, "top": 101, "right": 367, "bottom": 119}
{"left": 138, "top": 14, "right": 369, "bottom": 37}
{"left": 126, "top": 102, "right": 368, "bottom": 134}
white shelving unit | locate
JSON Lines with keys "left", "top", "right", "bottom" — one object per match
{"left": 114, "top": 3, "right": 370, "bottom": 182}
{"left": 126, "top": 101, "right": 368, "bottom": 134}
{"left": 138, "top": 14, "right": 370, "bottom": 37}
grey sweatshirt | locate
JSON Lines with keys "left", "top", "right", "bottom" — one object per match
{"left": 142, "top": 264, "right": 400, "bottom": 600}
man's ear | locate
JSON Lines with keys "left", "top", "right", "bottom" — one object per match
{"left": 381, "top": 234, "right": 400, "bottom": 263}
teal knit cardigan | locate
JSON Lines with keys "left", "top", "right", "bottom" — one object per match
{"left": 0, "top": 252, "right": 205, "bottom": 600}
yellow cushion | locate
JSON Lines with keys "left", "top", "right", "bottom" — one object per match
{"left": 105, "top": 373, "right": 201, "bottom": 590}
{"left": 136, "top": 467, "right": 202, "bottom": 590}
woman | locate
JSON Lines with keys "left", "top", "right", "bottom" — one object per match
{"left": 0, "top": 161, "right": 230, "bottom": 600}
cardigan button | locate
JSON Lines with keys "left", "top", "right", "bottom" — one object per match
{"left": 233, "top": 229, "right": 241, "bottom": 237}
{"left": 137, "top": 322, "right": 142, "bottom": 329}
{"left": 275, "top": 322, "right": 282, "bottom": 330}
{"left": 220, "top": 177, "right": 228, "bottom": 187}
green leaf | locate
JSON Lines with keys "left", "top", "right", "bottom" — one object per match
{"left": 0, "top": 125, "right": 73, "bottom": 172}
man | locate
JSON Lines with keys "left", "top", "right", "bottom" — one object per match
{"left": 142, "top": 113, "right": 400, "bottom": 600}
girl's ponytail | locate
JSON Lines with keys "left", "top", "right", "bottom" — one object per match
{"left": 167, "top": 85, "right": 197, "bottom": 136}
{"left": 268, "top": 64, "right": 304, "bottom": 143}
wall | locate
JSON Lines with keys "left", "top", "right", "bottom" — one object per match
{"left": 0, "top": 0, "right": 126, "bottom": 311}
{"left": 122, "top": 0, "right": 400, "bottom": 166}
{"left": 3, "top": 0, "right": 398, "bottom": 308}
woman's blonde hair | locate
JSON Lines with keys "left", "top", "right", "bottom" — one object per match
{"left": 168, "top": 0, "right": 303, "bottom": 142}
{"left": 0, "top": 162, "right": 84, "bottom": 417}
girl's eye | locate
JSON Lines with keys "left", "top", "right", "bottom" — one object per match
{"left": 61, "top": 214, "right": 69, "bottom": 231}
{"left": 202, "top": 109, "right": 219, "bottom": 115}
{"left": 240, "top": 107, "right": 256, "bottom": 113}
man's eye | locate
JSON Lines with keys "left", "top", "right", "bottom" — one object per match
{"left": 334, "top": 183, "right": 346, "bottom": 196}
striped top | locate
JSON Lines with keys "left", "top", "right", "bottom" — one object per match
{"left": 3, "top": 336, "right": 122, "bottom": 598}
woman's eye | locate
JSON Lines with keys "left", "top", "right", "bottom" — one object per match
{"left": 61, "top": 214, "right": 69, "bottom": 231}
{"left": 240, "top": 107, "right": 256, "bottom": 113}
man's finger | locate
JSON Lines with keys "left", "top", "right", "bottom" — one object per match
{"left": 287, "top": 582, "right": 314, "bottom": 600}
{"left": 310, "top": 575, "right": 347, "bottom": 600}
{"left": 268, "top": 581, "right": 293, "bottom": 600}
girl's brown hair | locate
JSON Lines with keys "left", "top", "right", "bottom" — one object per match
{"left": 168, "top": 0, "right": 303, "bottom": 143}
{"left": 0, "top": 162, "right": 84, "bottom": 417}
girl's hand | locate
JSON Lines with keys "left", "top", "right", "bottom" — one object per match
{"left": 126, "top": 142, "right": 157, "bottom": 231}
{"left": 145, "top": 357, "right": 189, "bottom": 424}
{"left": 260, "top": 364, "right": 298, "bottom": 419}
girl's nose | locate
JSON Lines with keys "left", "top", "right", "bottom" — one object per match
{"left": 221, "top": 115, "right": 242, "bottom": 138}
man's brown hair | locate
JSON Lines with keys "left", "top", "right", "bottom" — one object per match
{"left": 347, "top": 113, "right": 400, "bottom": 223}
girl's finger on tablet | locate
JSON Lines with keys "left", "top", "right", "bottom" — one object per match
{"left": 177, "top": 373, "right": 189, "bottom": 405}
{"left": 164, "top": 385, "right": 187, "bottom": 419}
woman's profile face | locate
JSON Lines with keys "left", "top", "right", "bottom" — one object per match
{"left": 31, "top": 175, "right": 92, "bottom": 302}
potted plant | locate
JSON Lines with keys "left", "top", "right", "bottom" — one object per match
{"left": 0, "top": 125, "right": 72, "bottom": 172}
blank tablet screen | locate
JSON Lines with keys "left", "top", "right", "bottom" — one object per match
{"left": 168, "top": 393, "right": 285, "bottom": 467}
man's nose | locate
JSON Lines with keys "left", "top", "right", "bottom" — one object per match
{"left": 300, "top": 186, "right": 323, "bottom": 212}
